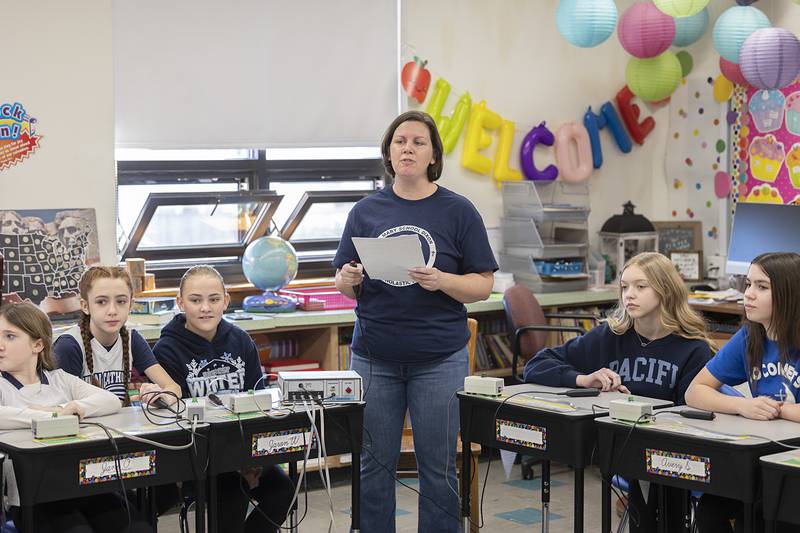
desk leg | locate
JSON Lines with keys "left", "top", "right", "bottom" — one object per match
{"left": 573, "top": 467, "right": 583, "bottom": 533}
{"left": 743, "top": 503, "right": 753, "bottom": 533}
{"left": 22, "top": 505, "right": 34, "bottom": 532}
{"left": 195, "top": 475, "right": 206, "bottom": 533}
{"left": 601, "top": 473, "right": 611, "bottom": 533}
{"left": 541, "top": 460, "right": 550, "bottom": 533}
{"left": 207, "top": 474, "right": 217, "bottom": 533}
{"left": 657, "top": 484, "right": 666, "bottom": 533}
{"left": 461, "top": 433, "right": 471, "bottom": 533}
{"left": 351, "top": 449, "right": 361, "bottom": 533}
{"left": 289, "top": 461, "right": 298, "bottom": 533}
{"left": 682, "top": 489, "right": 691, "bottom": 533}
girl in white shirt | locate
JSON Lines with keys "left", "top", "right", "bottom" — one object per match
{"left": 0, "top": 302, "right": 151, "bottom": 533}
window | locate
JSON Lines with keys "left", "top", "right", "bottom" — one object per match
{"left": 117, "top": 149, "right": 383, "bottom": 283}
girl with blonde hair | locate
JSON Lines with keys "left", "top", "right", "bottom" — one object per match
{"left": 524, "top": 251, "right": 716, "bottom": 533}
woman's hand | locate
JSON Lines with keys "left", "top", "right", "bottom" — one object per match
{"left": 408, "top": 267, "right": 448, "bottom": 292}
{"left": 735, "top": 396, "right": 783, "bottom": 420}
{"left": 339, "top": 262, "right": 364, "bottom": 287}
{"left": 57, "top": 401, "right": 86, "bottom": 420}
{"left": 576, "top": 368, "right": 629, "bottom": 393}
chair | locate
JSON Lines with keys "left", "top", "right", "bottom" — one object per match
{"left": 502, "top": 284, "right": 600, "bottom": 384}
{"left": 397, "top": 317, "right": 481, "bottom": 533}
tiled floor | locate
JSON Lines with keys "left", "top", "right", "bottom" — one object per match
{"left": 157, "top": 455, "right": 627, "bottom": 532}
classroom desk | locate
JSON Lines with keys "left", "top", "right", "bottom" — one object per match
{"left": 458, "top": 384, "right": 672, "bottom": 533}
{"left": 760, "top": 449, "right": 800, "bottom": 530}
{"left": 204, "top": 401, "right": 364, "bottom": 533}
{"left": 0, "top": 407, "right": 209, "bottom": 533}
{"left": 597, "top": 412, "right": 800, "bottom": 533}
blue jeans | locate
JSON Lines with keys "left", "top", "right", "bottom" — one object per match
{"left": 351, "top": 346, "right": 468, "bottom": 533}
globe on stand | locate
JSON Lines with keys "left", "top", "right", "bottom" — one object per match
{"left": 241, "top": 236, "right": 299, "bottom": 313}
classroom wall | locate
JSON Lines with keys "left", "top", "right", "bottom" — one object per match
{"left": 0, "top": 0, "right": 116, "bottom": 264}
{"left": 403, "top": 0, "right": 798, "bottom": 253}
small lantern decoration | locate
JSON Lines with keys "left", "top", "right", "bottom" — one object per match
{"left": 618, "top": 2, "right": 676, "bottom": 59}
{"left": 719, "top": 57, "right": 750, "bottom": 86}
{"left": 599, "top": 201, "right": 659, "bottom": 281}
{"left": 713, "top": 6, "right": 771, "bottom": 64}
{"left": 556, "top": 0, "right": 618, "bottom": 48}
{"left": 739, "top": 27, "right": 800, "bottom": 90}
{"left": 626, "top": 51, "right": 683, "bottom": 102}
{"left": 653, "top": 0, "right": 709, "bottom": 18}
{"left": 672, "top": 7, "right": 709, "bottom": 47}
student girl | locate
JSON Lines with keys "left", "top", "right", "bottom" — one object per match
{"left": 524, "top": 251, "right": 716, "bottom": 532}
{"left": 54, "top": 266, "right": 181, "bottom": 406}
{"left": 686, "top": 251, "right": 800, "bottom": 533}
{"left": 0, "top": 302, "right": 152, "bottom": 533}
{"left": 153, "top": 265, "right": 293, "bottom": 533}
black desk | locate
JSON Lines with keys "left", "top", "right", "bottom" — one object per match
{"left": 0, "top": 408, "right": 208, "bottom": 533}
{"left": 205, "top": 402, "right": 364, "bottom": 533}
{"left": 760, "top": 450, "right": 800, "bottom": 530}
{"left": 458, "top": 384, "right": 671, "bottom": 532}
{"left": 597, "top": 412, "right": 800, "bottom": 533}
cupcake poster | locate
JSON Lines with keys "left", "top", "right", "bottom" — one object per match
{"left": 737, "top": 79, "right": 800, "bottom": 205}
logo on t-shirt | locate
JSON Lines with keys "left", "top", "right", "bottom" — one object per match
{"left": 185, "top": 352, "right": 247, "bottom": 397}
{"left": 751, "top": 362, "right": 799, "bottom": 404}
{"left": 377, "top": 225, "right": 436, "bottom": 287}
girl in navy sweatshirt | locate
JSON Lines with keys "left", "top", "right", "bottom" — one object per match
{"left": 154, "top": 265, "right": 293, "bottom": 533}
{"left": 524, "top": 251, "right": 716, "bottom": 532}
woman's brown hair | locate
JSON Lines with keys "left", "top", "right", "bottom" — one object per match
{"left": 380, "top": 110, "right": 444, "bottom": 182}
{"left": 0, "top": 302, "right": 56, "bottom": 373}
{"left": 78, "top": 266, "right": 134, "bottom": 405}
{"left": 743, "top": 252, "right": 800, "bottom": 382}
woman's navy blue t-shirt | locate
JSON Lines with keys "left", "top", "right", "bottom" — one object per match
{"left": 333, "top": 185, "right": 497, "bottom": 364}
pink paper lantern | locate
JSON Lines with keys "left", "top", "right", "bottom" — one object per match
{"left": 618, "top": 2, "right": 677, "bottom": 58}
{"left": 719, "top": 56, "right": 749, "bottom": 86}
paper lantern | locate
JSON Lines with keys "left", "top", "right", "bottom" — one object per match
{"left": 740, "top": 28, "right": 800, "bottom": 90}
{"left": 672, "top": 7, "right": 709, "bottom": 47}
{"left": 736, "top": 0, "right": 758, "bottom": 5}
{"left": 653, "top": 0, "right": 708, "bottom": 18}
{"left": 713, "top": 6, "right": 771, "bottom": 63}
{"left": 720, "top": 57, "right": 749, "bottom": 86}
{"left": 676, "top": 51, "right": 693, "bottom": 76}
{"left": 556, "top": 0, "right": 618, "bottom": 48}
{"left": 618, "top": 2, "right": 676, "bottom": 58}
{"left": 626, "top": 51, "right": 682, "bottom": 102}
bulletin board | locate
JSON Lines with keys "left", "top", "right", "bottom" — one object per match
{"left": 731, "top": 79, "right": 800, "bottom": 205}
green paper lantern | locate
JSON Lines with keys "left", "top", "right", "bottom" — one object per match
{"left": 626, "top": 52, "right": 683, "bottom": 102}
{"left": 654, "top": 0, "right": 709, "bottom": 18}
{"left": 676, "top": 50, "right": 693, "bottom": 77}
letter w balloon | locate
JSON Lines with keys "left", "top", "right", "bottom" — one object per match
{"left": 425, "top": 79, "right": 472, "bottom": 154}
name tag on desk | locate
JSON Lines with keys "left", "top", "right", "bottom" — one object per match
{"left": 252, "top": 428, "right": 315, "bottom": 457}
{"left": 496, "top": 419, "right": 546, "bottom": 450}
{"left": 79, "top": 450, "right": 156, "bottom": 485}
{"left": 646, "top": 449, "right": 710, "bottom": 483}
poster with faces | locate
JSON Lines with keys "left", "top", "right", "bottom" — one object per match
{"left": 0, "top": 208, "right": 99, "bottom": 305}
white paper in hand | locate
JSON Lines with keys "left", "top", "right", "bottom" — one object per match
{"left": 352, "top": 235, "right": 425, "bottom": 283}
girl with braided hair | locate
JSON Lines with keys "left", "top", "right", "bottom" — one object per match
{"left": 53, "top": 266, "right": 181, "bottom": 406}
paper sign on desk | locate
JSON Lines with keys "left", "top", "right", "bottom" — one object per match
{"left": 496, "top": 419, "right": 546, "bottom": 450}
{"left": 352, "top": 235, "right": 425, "bottom": 283}
{"left": 79, "top": 450, "right": 156, "bottom": 485}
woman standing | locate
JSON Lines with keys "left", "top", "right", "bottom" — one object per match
{"left": 334, "top": 110, "right": 497, "bottom": 532}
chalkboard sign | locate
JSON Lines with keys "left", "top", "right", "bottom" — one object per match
{"left": 652, "top": 221, "right": 703, "bottom": 255}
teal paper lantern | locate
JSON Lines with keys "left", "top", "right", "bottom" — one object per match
{"left": 713, "top": 5, "right": 771, "bottom": 63}
{"left": 672, "top": 7, "right": 709, "bottom": 47}
{"left": 556, "top": 0, "right": 618, "bottom": 48}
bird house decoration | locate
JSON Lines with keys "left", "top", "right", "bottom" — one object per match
{"left": 598, "top": 201, "right": 658, "bottom": 281}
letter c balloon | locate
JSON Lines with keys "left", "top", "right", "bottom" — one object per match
{"left": 519, "top": 122, "right": 558, "bottom": 181}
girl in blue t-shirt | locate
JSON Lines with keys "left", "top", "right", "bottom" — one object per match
{"left": 686, "top": 251, "right": 800, "bottom": 532}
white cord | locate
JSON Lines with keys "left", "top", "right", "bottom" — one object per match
{"left": 303, "top": 400, "right": 336, "bottom": 533}
{"left": 284, "top": 409, "right": 315, "bottom": 525}
{"left": 82, "top": 420, "right": 196, "bottom": 451}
